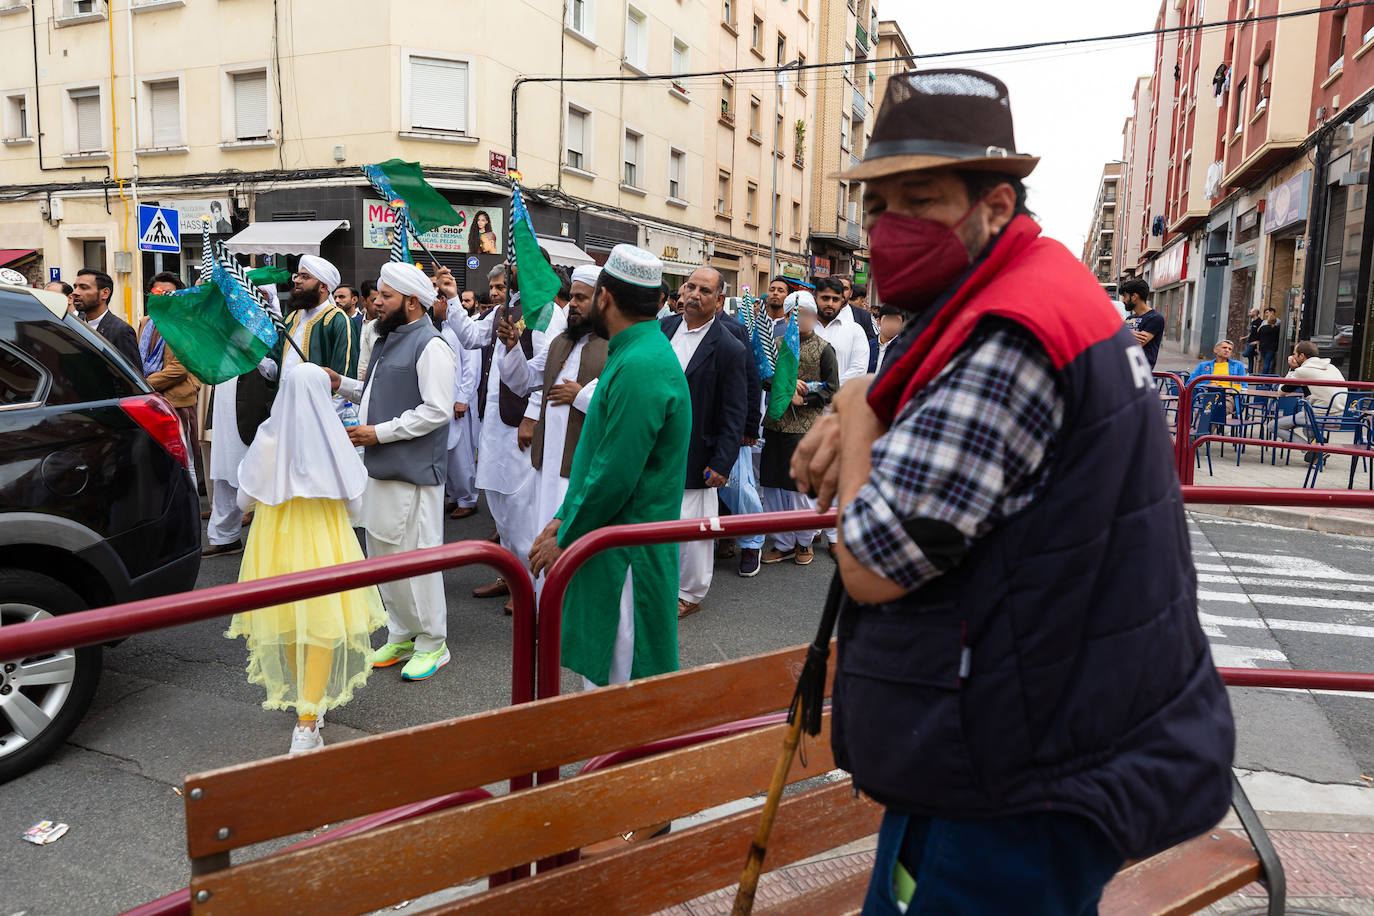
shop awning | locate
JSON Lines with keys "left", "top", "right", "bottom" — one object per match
{"left": 0, "top": 249, "right": 36, "bottom": 268}
{"left": 536, "top": 236, "right": 595, "bottom": 268}
{"left": 224, "top": 220, "right": 349, "bottom": 256}
{"left": 661, "top": 261, "right": 706, "bottom": 277}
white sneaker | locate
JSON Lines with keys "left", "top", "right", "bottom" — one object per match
{"left": 290, "top": 722, "right": 324, "bottom": 754}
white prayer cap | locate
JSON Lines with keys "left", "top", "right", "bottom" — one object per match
{"left": 785, "top": 291, "right": 817, "bottom": 315}
{"left": 602, "top": 244, "right": 663, "bottom": 288}
{"left": 297, "top": 255, "right": 340, "bottom": 293}
{"left": 378, "top": 261, "right": 438, "bottom": 305}
{"left": 571, "top": 264, "right": 602, "bottom": 288}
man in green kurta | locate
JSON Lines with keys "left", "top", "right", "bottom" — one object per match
{"left": 265, "top": 254, "right": 360, "bottom": 381}
{"left": 529, "top": 244, "right": 690, "bottom": 687}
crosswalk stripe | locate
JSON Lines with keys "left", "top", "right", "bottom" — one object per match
{"left": 1197, "top": 573, "right": 1373, "bottom": 595}
{"left": 1200, "top": 611, "right": 1374, "bottom": 638}
{"left": 1198, "top": 590, "right": 1373, "bottom": 612}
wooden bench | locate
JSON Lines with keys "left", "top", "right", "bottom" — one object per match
{"left": 180, "top": 643, "right": 1281, "bottom": 915}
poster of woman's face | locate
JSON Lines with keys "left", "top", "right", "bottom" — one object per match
{"left": 364, "top": 200, "right": 503, "bottom": 255}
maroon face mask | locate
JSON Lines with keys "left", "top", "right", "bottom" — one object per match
{"left": 869, "top": 201, "right": 982, "bottom": 312}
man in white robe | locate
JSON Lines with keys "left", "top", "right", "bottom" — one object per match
{"left": 432, "top": 261, "right": 566, "bottom": 608}
{"left": 329, "top": 262, "right": 457, "bottom": 682}
{"left": 436, "top": 295, "right": 480, "bottom": 519}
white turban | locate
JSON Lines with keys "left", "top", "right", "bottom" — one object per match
{"left": 297, "top": 255, "right": 340, "bottom": 294}
{"left": 784, "top": 290, "right": 817, "bottom": 315}
{"left": 571, "top": 265, "right": 601, "bottom": 288}
{"left": 378, "top": 261, "right": 438, "bottom": 305}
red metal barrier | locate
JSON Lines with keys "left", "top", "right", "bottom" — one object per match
{"left": 0, "top": 540, "right": 537, "bottom": 708}
{"left": 1177, "top": 374, "right": 1374, "bottom": 485}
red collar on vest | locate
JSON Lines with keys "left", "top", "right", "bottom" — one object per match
{"left": 867, "top": 215, "right": 1121, "bottom": 425}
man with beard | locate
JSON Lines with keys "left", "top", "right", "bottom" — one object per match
{"left": 497, "top": 264, "right": 607, "bottom": 586}
{"left": 435, "top": 293, "right": 481, "bottom": 520}
{"left": 327, "top": 262, "right": 457, "bottom": 681}
{"left": 434, "top": 259, "right": 567, "bottom": 605}
{"left": 791, "top": 69, "right": 1232, "bottom": 911}
{"left": 813, "top": 276, "right": 870, "bottom": 386}
{"left": 529, "top": 245, "right": 690, "bottom": 687}
{"left": 262, "top": 255, "right": 358, "bottom": 382}
{"left": 660, "top": 267, "right": 749, "bottom": 619}
{"left": 334, "top": 284, "right": 363, "bottom": 335}
{"left": 73, "top": 268, "right": 141, "bottom": 370}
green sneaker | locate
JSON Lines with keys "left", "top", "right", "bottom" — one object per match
{"left": 370, "top": 641, "right": 414, "bottom": 668}
{"left": 401, "top": 646, "right": 451, "bottom": 681}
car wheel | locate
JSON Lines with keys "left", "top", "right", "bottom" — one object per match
{"left": 0, "top": 568, "right": 102, "bottom": 784}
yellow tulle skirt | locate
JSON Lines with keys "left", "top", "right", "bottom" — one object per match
{"left": 225, "top": 497, "right": 386, "bottom": 717}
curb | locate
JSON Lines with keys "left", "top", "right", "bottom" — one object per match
{"left": 1189, "top": 503, "right": 1374, "bottom": 538}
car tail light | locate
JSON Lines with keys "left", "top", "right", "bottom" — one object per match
{"left": 120, "top": 394, "right": 190, "bottom": 468}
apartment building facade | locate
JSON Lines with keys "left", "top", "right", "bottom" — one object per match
{"left": 1081, "top": 162, "right": 1123, "bottom": 295}
{"left": 807, "top": 0, "right": 881, "bottom": 285}
{"left": 0, "top": 0, "right": 820, "bottom": 321}
{"left": 1112, "top": 0, "right": 1374, "bottom": 379}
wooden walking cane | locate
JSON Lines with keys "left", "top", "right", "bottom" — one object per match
{"left": 731, "top": 573, "right": 847, "bottom": 916}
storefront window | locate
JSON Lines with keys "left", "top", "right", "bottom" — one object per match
{"left": 1314, "top": 137, "right": 1373, "bottom": 375}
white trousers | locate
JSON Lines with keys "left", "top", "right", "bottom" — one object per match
{"left": 761, "top": 487, "right": 821, "bottom": 550}
{"left": 446, "top": 443, "right": 478, "bottom": 508}
{"left": 207, "top": 479, "right": 242, "bottom": 546}
{"left": 678, "top": 488, "right": 718, "bottom": 603}
{"left": 581, "top": 569, "right": 635, "bottom": 690}
{"left": 487, "top": 472, "right": 538, "bottom": 571}
{"left": 368, "top": 487, "right": 447, "bottom": 654}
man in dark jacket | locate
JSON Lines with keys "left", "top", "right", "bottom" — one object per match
{"left": 661, "top": 267, "right": 748, "bottom": 619}
{"left": 74, "top": 268, "right": 141, "bottom": 372}
{"left": 792, "top": 69, "right": 1234, "bottom": 913}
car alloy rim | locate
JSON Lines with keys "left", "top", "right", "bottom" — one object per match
{"left": 0, "top": 604, "right": 78, "bottom": 759}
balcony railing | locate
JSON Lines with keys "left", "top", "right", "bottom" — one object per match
{"left": 846, "top": 219, "right": 860, "bottom": 243}
{"left": 852, "top": 86, "right": 867, "bottom": 121}
{"left": 850, "top": 151, "right": 861, "bottom": 170}
{"left": 856, "top": 23, "right": 869, "bottom": 54}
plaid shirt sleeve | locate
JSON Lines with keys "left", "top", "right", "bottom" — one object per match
{"left": 841, "top": 321, "right": 1065, "bottom": 592}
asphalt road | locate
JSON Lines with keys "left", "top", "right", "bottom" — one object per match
{"left": 0, "top": 511, "right": 1370, "bottom": 914}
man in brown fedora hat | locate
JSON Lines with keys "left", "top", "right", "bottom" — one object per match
{"left": 792, "top": 69, "right": 1234, "bottom": 912}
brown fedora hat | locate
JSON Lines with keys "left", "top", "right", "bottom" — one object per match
{"left": 834, "top": 69, "right": 1039, "bottom": 181}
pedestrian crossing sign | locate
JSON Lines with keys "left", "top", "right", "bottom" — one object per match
{"left": 138, "top": 204, "right": 181, "bottom": 253}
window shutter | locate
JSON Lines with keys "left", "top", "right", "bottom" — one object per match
{"left": 73, "top": 90, "right": 101, "bottom": 151}
{"left": 150, "top": 81, "right": 180, "bottom": 147}
{"left": 567, "top": 110, "right": 585, "bottom": 167}
{"left": 233, "top": 72, "right": 269, "bottom": 140}
{"left": 410, "top": 57, "right": 467, "bottom": 133}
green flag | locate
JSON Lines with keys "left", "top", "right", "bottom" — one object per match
{"left": 146, "top": 282, "right": 276, "bottom": 385}
{"left": 245, "top": 265, "right": 291, "bottom": 287}
{"left": 766, "top": 311, "right": 801, "bottom": 422}
{"left": 509, "top": 183, "right": 561, "bottom": 332}
{"left": 364, "top": 160, "right": 463, "bottom": 234}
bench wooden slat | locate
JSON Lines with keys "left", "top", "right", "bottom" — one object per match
{"left": 419, "top": 780, "right": 880, "bottom": 916}
{"left": 185, "top": 642, "right": 834, "bottom": 858}
{"left": 1099, "top": 830, "right": 1261, "bottom": 916}
{"left": 191, "top": 716, "right": 842, "bottom": 915}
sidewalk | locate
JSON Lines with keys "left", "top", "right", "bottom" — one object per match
{"left": 1155, "top": 336, "right": 1374, "bottom": 538}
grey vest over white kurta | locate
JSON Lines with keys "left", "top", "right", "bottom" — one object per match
{"left": 362, "top": 318, "right": 447, "bottom": 486}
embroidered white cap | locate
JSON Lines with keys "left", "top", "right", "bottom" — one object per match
{"left": 602, "top": 244, "right": 663, "bottom": 289}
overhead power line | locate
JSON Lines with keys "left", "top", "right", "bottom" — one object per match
{"left": 511, "top": 0, "right": 1373, "bottom": 162}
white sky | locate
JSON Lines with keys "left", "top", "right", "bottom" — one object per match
{"left": 880, "top": 0, "right": 1159, "bottom": 254}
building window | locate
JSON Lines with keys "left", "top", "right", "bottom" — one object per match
{"left": 625, "top": 6, "right": 647, "bottom": 71}
{"left": 1330, "top": 11, "right": 1347, "bottom": 72}
{"left": 566, "top": 105, "right": 589, "bottom": 171}
{"left": 3, "top": 92, "right": 30, "bottom": 141}
{"left": 1364, "top": 4, "right": 1374, "bottom": 45}
{"left": 773, "top": 192, "right": 781, "bottom": 233}
{"left": 671, "top": 36, "right": 689, "bottom": 89}
{"left": 717, "top": 170, "right": 731, "bottom": 215}
{"left": 69, "top": 86, "right": 102, "bottom": 152}
{"left": 751, "top": 14, "right": 764, "bottom": 54}
{"left": 226, "top": 70, "right": 268, "bottom": 140}
{"left": 722, "top": 0, "right": 733, "bottom": 27}
{"left": 840, "top": 114, "right": 850, "bottom": 151}
{"left": 792, "top": 200, "right": 802, "bottom": 238}
{"left": 82, "top": 238, "right": 107, "bottom": 273}
{"left": 146, "top": 78, "right": 181, "bottom": 148}
{"left": 57, "top": 0, "right": 105, "bottom": 21}
{"left": 796, "top": 51, "right": 807, "bottom": 94}
{"left": 775, "top": 113, "right": 784, "bottom": 152}
{"left": 407, "top": 55, "right": 469, "bottom": 135}
{"left": 746, "top": 182, "right": 758, "bottom": 224}
{"left": 776, "top": 32, "right": 787, "bottom": 66}
{"left": 668, "top": 147, "right": 685, "bottom": 199}
{"left": 1255, "top": 53, "right": 1270, "bottom": 111}
{"left": 749, "top": 95, "right": 761, "bottom": 139}
{"left": 622, "top": 128, "right": 643, "bottom": 188}
{"left": 1232, "top": 77, "right": 1246, "bottom": 135}
{"left": 568, "top": 0, "right": 592, "bottom": 37}
{"left": 720, "top": 77, "right": 735, "bottom": 123}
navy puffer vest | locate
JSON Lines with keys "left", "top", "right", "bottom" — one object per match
{"left": 833, "top": 217, "right": 1235, "bottom": 860}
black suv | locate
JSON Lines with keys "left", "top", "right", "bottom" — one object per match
{"left": 0, "top": 283, "right": 200, "bottom": 782}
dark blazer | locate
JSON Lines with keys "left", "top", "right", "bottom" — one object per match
{"left": 717, "top": 312, "right": 762, "bottom": 435}
{"left": 94, "top": 310, "right": 142, "bottom": 375}
{"left": 660, "top": 314, "right": 749, "bottom": 489}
